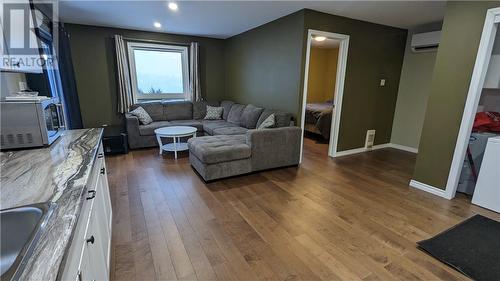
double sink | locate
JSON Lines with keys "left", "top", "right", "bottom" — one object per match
{"left": 1, "top": 203, "right": 55, "bottom": 280}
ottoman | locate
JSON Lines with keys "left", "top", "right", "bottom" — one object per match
{"left": 187, "top": 135, "right": 252, "bottom": 181}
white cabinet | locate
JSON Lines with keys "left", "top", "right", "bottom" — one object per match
{"left": 61, "top": 142, "right": 112, "bottom": 281}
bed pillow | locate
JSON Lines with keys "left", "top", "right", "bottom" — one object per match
{"left": 129, "top": 106, "right": 153, "bottom": 125}
{"left": 204, "top": 106, "right": 223, "bottom": 120}
{"left": 257, "top": 114, "right": 275, "bottom": 129}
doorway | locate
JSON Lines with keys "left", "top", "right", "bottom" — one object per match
{"left": 300, "top": 30, "right": 349, "bottom": 161}
{"left": 446, "top": 7, "right": 500, "bottom": 205}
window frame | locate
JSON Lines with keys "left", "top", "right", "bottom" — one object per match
{"left": 127, "top": 41, "right": 189, "bottom": 101}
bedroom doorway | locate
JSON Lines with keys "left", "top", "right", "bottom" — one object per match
{"left": 300, "top": 30, "right": 349, "bottom": 161}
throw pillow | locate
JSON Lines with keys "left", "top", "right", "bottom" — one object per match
{"left": 227, "top": 104, "right": 246, "bottom": 125}
{"left": 204, "top": 106, "right": 223, "bottom": 120}
{"left": 257, "top": 114, "right": 275, "bottom": 129}
{"left": 240, "top": 104, "right": 264, "bottom": 129}
{"left": 129, "top": 106, "right": 153, "bottom": 125}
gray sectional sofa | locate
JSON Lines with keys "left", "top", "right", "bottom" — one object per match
{"left": 125, "top": 100, "right": 301, "bottom": 181}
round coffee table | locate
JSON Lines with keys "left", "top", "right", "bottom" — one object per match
{"left": 154, "top": 126, "right": 197, "bottom": 158}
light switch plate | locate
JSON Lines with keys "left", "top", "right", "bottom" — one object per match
{"left": 380, "top": 79, "right": 386, "bottom": 87}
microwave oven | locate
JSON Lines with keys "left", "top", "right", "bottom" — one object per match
{"left": 0, "top": 97, "right": 66, "bottom": 149}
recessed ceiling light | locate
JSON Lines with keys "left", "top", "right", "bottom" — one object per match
{"left": 168, "top": 2, "right": 178, "bottom": 11}
{"left": 314, "top": 36, "right": 326, "bottom": 42}
{"left": 154, "top": 22, "right": 162, "bottom": 28}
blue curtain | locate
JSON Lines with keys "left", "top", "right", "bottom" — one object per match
{"left": 58, "top": 23, "right": 83, "bottom": 129}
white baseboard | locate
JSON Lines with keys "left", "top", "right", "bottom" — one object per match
{"left": 388, "top": 143, "right": 418, "bottom": 153}
{"left": 409, "top": 179, "right": 451, "bottom": 199}
{"left": 334, "top": 143, "right": 390, "bottom": 157}
{"left": 333, "top": 143, "right": 417, "bottom": 157}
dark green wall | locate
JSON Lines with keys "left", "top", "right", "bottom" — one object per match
{"left": 224, "top": 10, "right": 406, "bottom": 151}
{"left": 65, "top": 24, "right": 226, "bottom": 128}
{"left": 303, "top": 10, "right": 407, "bottom": 150}
{"left": 68, "top": 10, "right": 406, "bottom": 152}
{"left": 413, "top": 1, "right": 500, "bottom": 189}
{"left": 224, "top": 11, "right": 306, "bottom": 115}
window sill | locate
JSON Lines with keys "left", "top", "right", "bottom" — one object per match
{"left": 136, "top": 98, "right": 189, "bottom": 104}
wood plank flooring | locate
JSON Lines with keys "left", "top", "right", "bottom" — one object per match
{"left": 106, "top": 137, "right": 500, "bottom": 281}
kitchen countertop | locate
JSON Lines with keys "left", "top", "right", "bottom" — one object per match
{"left": 0, "top": 128, "right": 103, "bottom": 280}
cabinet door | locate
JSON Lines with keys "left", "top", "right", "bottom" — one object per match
{"left": 94, "top": 169, "right": 111, "bottom": 271}
{"left": 76, "top": 242, "right": 91, "bottom": 281}
{"left": 100, "top": 162, "right": 112, "bottom": 232}
{"left": 86, "top": 202, "right": 109, "bottom": 281}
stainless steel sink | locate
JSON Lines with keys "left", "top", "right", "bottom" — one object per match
{"left": 1, "top": 203, "right": 54, "bottom": 280}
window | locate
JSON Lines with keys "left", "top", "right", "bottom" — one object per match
{"left": 127, "top": 42, "right": 189, "bottom": 100}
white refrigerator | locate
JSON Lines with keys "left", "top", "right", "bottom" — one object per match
{"left": 472, "top": 136, "right": 500, "bottom": 213}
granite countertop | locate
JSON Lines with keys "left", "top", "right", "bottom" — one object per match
{"left": 0, "top": 128, "right": 103, "bottom": 280}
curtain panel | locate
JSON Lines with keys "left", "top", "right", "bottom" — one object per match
{"left": 114, "top": 35, "right": 133, "bottom": 113}
{"left": 58, "top": 23, "right": 83, "bottom": 129}
{"left": 189, "top": 42, "right": 202, "bottom": 101}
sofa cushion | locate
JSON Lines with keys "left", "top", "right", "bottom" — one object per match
{"left": 212, "top": 126, "right": 248, "bottom": 136}
{"left": 193, "top": 101, "right": 220, "bottom": 120}
{"left": 240, "top": 104, "right": 264, "bottom": 129}
{"left": 220, "top": 100, "right": 234, "bottom": 120}
{"left": 168, "top": 120, "right": 203, "bottom": 132}
{"left": 138, "top": 121, "right": 171, "bottom": 136}
{"left": 131, "top": 102, "right": 164, "bottom": 121}
{"left": 164, "top": 101, "right": 193, "bottom": 121}
{"left": 227, "top": 104, "right": 246, "bottom": 125}
{"left": 257, "top": 109, "right": 293, "bottom": 128}
{"left": 202, "top": 120, "right": 238, "bottom": 135}
{"left": 188, "top": 135, "right": 250, "bottom": 164}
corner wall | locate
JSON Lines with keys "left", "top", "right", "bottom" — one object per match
{"left": 413, "top": 1, "right": 500, "bottom": 189}
{"left": 390, "top": 23, "right": 442, "bottom": 150}
{"left": 224, "top": 11, "right": 306, "bottom": 115}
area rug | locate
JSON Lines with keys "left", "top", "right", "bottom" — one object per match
{"left": 417, "top": 215, "right": 500, "bottom": 281}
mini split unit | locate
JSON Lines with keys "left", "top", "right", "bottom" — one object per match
{"left": 411, "top": 30, "right": 441, "bottom": 53}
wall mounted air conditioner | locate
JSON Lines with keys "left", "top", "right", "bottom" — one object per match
{"left": 411, "top": 31, "right": 441, "bottom": 53}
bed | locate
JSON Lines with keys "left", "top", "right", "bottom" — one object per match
{"left": 304, "top": 101, "right": 334, "bottom": 139}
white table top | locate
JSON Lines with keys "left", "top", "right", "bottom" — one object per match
{"left": 154, "top": 126, "right": 197, "bottom": 136}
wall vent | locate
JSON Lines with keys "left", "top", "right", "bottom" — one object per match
{"left": 365, "top": 130, "right": 376, "bottom": 149}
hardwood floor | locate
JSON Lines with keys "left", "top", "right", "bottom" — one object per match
{"left": 106, "top": 137, "right": 499, "bottom": 281}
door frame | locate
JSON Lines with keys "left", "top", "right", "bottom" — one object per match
{"left": 299, "top": 29, "right": 350, "bottom": 162}
{"left": 444, "top": 7, "right": 500, "bottom": 199}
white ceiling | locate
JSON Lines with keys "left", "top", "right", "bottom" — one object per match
{"left": 312, "top": 38, "right": 340, "bottom": 49}
{"left": 59, "top": 1, "right": 447, "bottom": 39}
